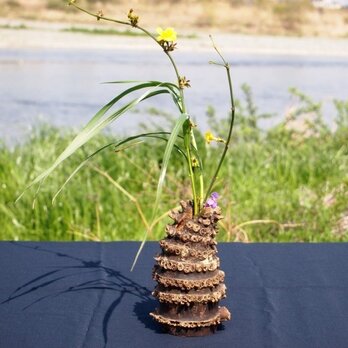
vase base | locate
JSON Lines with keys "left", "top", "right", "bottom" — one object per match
{"left": 165, "top": 325, "right": 218, "bottom": 337}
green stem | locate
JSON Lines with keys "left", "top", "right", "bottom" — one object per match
{"left": 199, "top": 172, "right": 204, "bottom": 208}
{"left": 205, "top": 38, "right": 236, "bottom": 202}
{"left": 138, "top": 27, "right": 188, "bottom": 116}
{"left": 190, "top": 130, "right": 203, "bottom": 210}
{"left": 71, "top": 4, "right": 186, "bottom": 110}
{"left": 185, "top": 143, "right": 198, "bottom": 215}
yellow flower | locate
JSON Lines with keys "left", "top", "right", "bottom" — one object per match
{"left": 205, "top": 131, "right": 215, "bottom": 145}
{"left": 205, "top": 131, "right": 226, "bottom": 145}
{"left": 156, "top": 27, "right": 177, "bottom": 42}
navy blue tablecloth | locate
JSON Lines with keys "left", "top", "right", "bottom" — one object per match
{"left": 0, "top": 242, "right": 347, "bottom": 348}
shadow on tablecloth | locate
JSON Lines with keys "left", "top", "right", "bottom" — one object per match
{"left": 1, "top": 242, "right": 162, "bottom": 347}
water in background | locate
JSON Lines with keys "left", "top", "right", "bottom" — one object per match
{"left": 1, "top": 48, "right": 348, "bottom": 144}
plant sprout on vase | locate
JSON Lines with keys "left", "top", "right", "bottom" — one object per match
{"left": 19, "top": 2, "right": 236, "bottom": 336}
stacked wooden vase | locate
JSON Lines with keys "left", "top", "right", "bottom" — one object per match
{"left": 150, "top": 200, "right": 231, "bottom": 336}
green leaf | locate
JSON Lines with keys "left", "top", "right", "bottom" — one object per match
{"left": 82, "top": 82, "right": 165, "bottom": 133}
{"left": 16, "top": 85, "right": 173, "bottom": 202}
{"left": 154, "top": 113, "right": 188, "bottom": 211}
{"left": 131, "top": 113, "right": 188, "bottom": 271}
{"left": 52, "top": 132, "right": 187, "bottom": 203}
{"left": 182, "top": 118, "right": 191, "bottom": 150}
{"left": 103, "top": 80, "right": 180, "bottom": 94}
{"left": 104, "top": 80, "right": 182, "bottom": 112}
{"left": 115, "top": 135, "right": 187, "bottom": 159}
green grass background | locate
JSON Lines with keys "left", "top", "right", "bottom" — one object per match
{"left": 1, "top": 86, "right": 347, "bottom": 242}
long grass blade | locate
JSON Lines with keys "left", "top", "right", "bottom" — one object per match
{"left": 131, "top": 112, "right": 188, "bottom": 271}
{"left": 52, "top": 132, "right": 187, "bottom": 203}
{"left": 116, "top": 135, "right": 187, "bottom": 159}
{"left": 103, "top": 80, "right": 180, "bottom": 92}
{"left": 153, "top": 113, "right": 188, "bottom": 213}
{"left": 104, "top": 80, "right": 182, "bottom": 111}
{"left": 104, "top": 80, "right": 180, "bottom": 96}
{"left": 17, "top": 86, "right": 171, "bottom": 202}
{"left": 82, "top": 82, "right": 166, "bottom": 132}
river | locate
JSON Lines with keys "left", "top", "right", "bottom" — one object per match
{"left": 1, "top": 37, "right": 348, "bottom": 144}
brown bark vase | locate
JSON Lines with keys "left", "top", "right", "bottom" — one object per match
{"left": 150, "top": 200, "right": 231, "bottom": 336}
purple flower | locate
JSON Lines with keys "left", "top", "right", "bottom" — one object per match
{"left": 205, "top": 198, "right": 218, "bottom": 208}
{"left": 211, "top": 192, "right": 219, "bottom": 200}
{"left": 205, "top": 192, "right": 219, "bottom": 209}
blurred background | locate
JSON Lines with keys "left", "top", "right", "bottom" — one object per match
{"left": 0, "top": 0, "right": 348, "bottom": 243}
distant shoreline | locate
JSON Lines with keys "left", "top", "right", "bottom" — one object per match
{"left": 1, "top": 0, "right": 348, "bottom": 39}
{"left": 1, "top": 19, "right": 348, "bottom": 58}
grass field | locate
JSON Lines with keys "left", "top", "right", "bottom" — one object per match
{"left": 1, "top": 88, "right": 348, "bottom": 243}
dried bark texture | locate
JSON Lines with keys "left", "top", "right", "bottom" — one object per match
{"left": 150, "top": 200, "right": 231, "bottom": 336}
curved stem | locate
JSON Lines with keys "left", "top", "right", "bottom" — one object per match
{"left": 71, "top": 3, "right": 186, "bottom": 109}
{"left": 185, "top": 145, "right": 198, "bottom": 214}
{"left": 137, "top": 27, "right": 187, "bottom": 113}
{"left": 71, "top": 3, "right": 130, "bottom": 26}
{"left": 70, "top": 3, "right": 202, "bottom": 211}
{"left": 205, "top": 38, "right": 236, "bottom": 202}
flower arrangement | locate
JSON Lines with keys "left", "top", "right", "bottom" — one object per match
{"left": 20, "top": 1, "right": 236, "bottom": 336}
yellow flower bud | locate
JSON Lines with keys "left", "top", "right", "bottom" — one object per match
{"left": 192, "top": 157, "right": 199, "bottom": 168}
{"left": 179, "top": 76, "right": 191, "bottom": 89}
{"left": 96, "top": 10, "right": 104, "bottom": 21}
{"left": 128, "top": 9, "right": 139, "bottom": 27}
